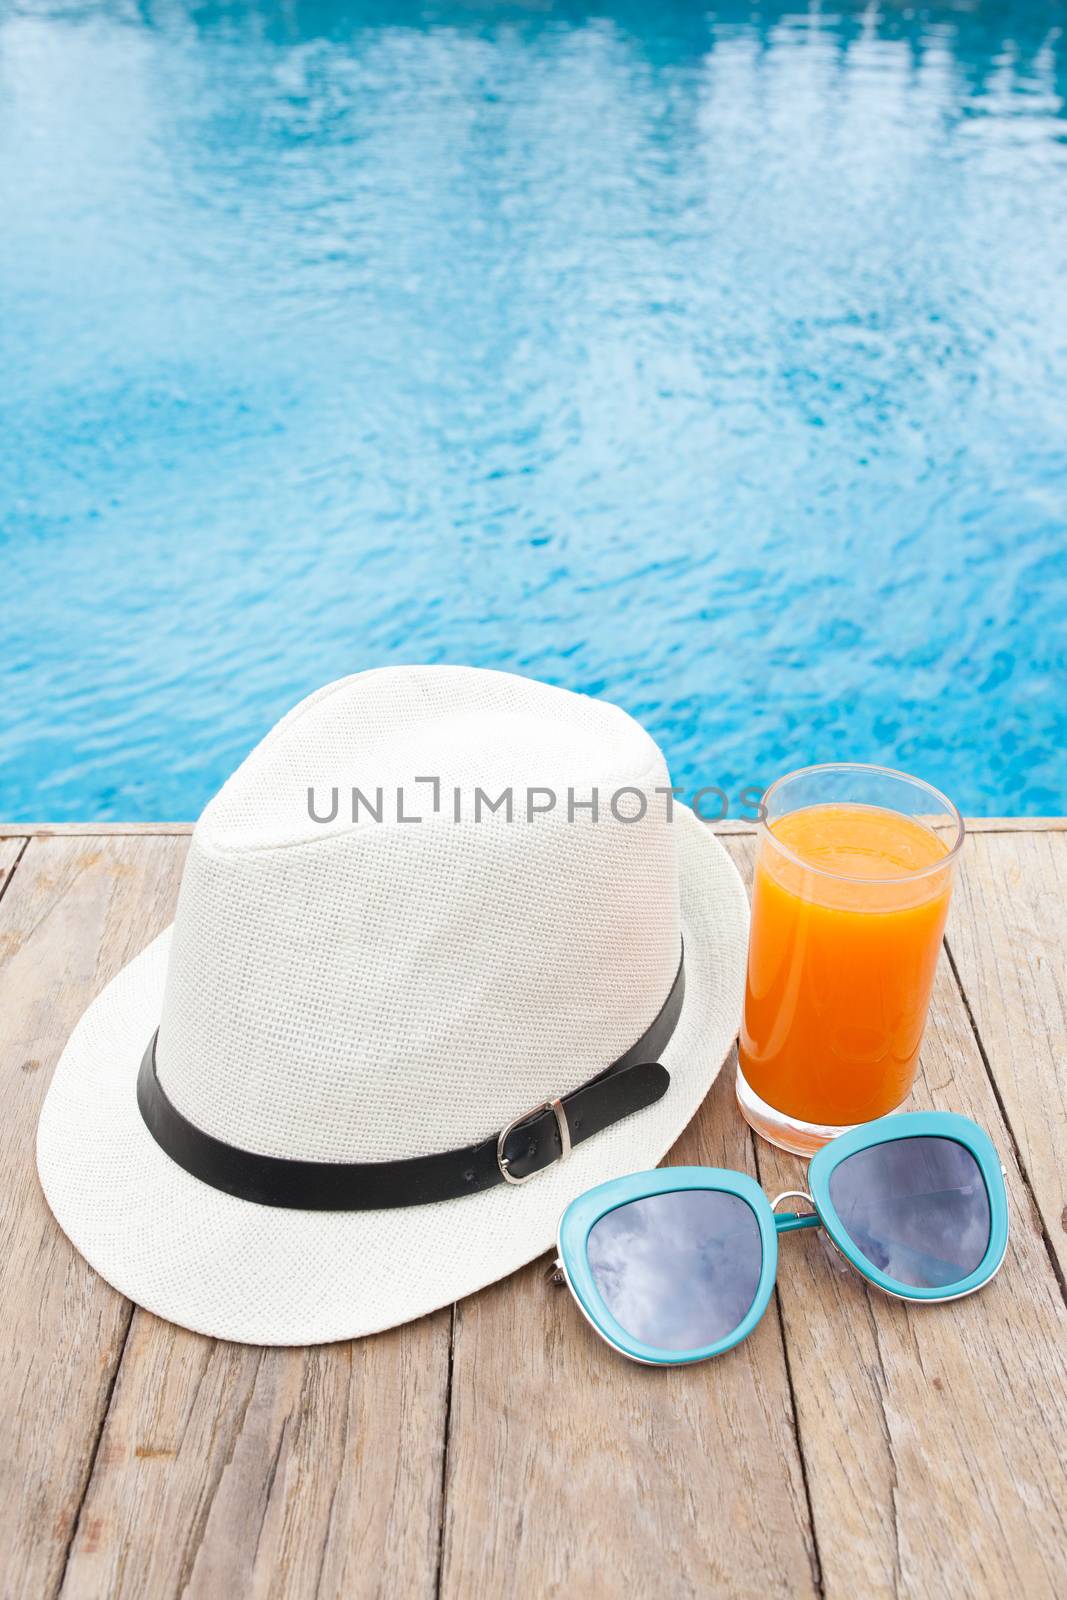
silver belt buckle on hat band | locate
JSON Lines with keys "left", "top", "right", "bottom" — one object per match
{"left": 497, "top": 1097, "right": 572, "bottom": 1185}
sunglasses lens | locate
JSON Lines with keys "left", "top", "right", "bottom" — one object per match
{"left": 828, "top": 1136, "right": 991, "bottom": 1289}
{"left": 586, "top": 1189, "right": 763, "bottom": 1352}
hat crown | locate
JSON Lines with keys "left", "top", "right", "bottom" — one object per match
{"left": 157, "top": 667, "right": 682, "bottom": 1163}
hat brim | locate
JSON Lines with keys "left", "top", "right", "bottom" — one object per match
{"left": 37, "top": 808, "right": 749, "bottom": 1346}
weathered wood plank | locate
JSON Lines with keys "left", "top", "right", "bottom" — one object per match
{"left": 439, "top": 1063, "right": 819, "bottom": 1600}
{"left": 0, "top": 836, "right": 188, "bottom": 1600}
{"left": 725, "top": 835, "right": 1067, "bottom": 1600}
{"left": 0, "top": 823, "right": 196, "bottom": 837}
{"left": 945, "top": 830, "right": 1067, "bottom": 1285}
{"left": 0, "top": 817, "right": 1064, "bottom": 840}
{"left": 60, "top": 1307, "right": 451, "bottom": 1600}
{"left": 960, "top": 816, "right": 1067, "bottom": 831}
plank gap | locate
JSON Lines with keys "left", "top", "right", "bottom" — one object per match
{"left": 52, "top": 1300, "right": 137, "bottom": 1600}
{"left": 748, "top": 1126, "right": 827, "bottom": 1600}
{"left": 0, "top": 836, "right": 29, "bottom": 906}
{"left": 958, "top": 825, "right": 1067, "bottom": 835}
{"left": 943, "top": 936, "right": 1067, "bottom": 1310}
{"left": 0, "top": 824, "right": 196, "bottom": 837}
{"left": 433, "top": 1303, "right": 457, "bottom": 1600}
{"left": 1, "top": 818, "right": 1066, "bottom": 841}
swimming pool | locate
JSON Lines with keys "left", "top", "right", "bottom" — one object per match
{"left": 2, "top": 1, "right": 1065, "bottom": 820}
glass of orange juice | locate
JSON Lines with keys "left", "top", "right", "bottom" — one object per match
{"left": 737, "top": 763, "right": 964, "bottom": 1156}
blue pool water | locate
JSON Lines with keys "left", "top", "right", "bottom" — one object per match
{"left": 2, "top": 1, "right": 1065, "bottom": 820}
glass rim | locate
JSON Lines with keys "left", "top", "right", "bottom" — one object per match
{"left": 759, "top": 761, "right": 965, "bottom": 886}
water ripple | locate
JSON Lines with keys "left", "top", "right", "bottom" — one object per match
{"left": 1, "top": 0, "right": 1065, "bottom": 818}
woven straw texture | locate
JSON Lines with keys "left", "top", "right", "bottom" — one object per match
{"left": 37, "top": 668, "right": 748, "bottom": 1345}
{"left": 159, "top": 667, "right": 681, "bottom": 1161}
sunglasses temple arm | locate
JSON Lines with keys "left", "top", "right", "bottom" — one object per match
{"left": 774, "top": 1211, "right": 821, "bottom": 1234}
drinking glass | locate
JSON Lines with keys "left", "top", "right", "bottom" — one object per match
{"left": 737, "top": 763, "right": 964, "bottom": 1156}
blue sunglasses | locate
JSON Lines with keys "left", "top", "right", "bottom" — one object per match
{"left": 553, "top": 1111, "right": 1009, "bottom": 1366}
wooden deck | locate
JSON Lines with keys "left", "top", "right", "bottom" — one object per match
{"left": 1, "top": 821, "right": 1065, "bottom": 1599}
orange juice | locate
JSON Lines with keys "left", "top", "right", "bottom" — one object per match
{"left": 739, "top": 803, "right": 953, "bottom": 1128}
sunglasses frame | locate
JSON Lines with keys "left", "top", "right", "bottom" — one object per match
{"left": 556, "top": 1111, "right": 1009, "bottom": 1367}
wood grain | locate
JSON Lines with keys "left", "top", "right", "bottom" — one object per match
{"left": 725, "top": 835, "right": 1067, "bottom": 1600}
{"left": 439, "top": 1063, "right": 819, "bottom": 1600}
{"left": 0, "top": 836, "right": 188, "bottom": 1600}
{"left": 945, "top": 830, "right": 1067, "bottom": 1285}
{"left": 59, "top": 1308, "right": 451, "bottom": 1600}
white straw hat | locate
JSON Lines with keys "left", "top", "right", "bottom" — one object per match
{"left": 37, "top": 666, "right": 748, "bottom": 1345}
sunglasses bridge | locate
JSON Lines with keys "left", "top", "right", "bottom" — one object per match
{"left": 771, "top": 1191, "right": 821, "bottom": 1234}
